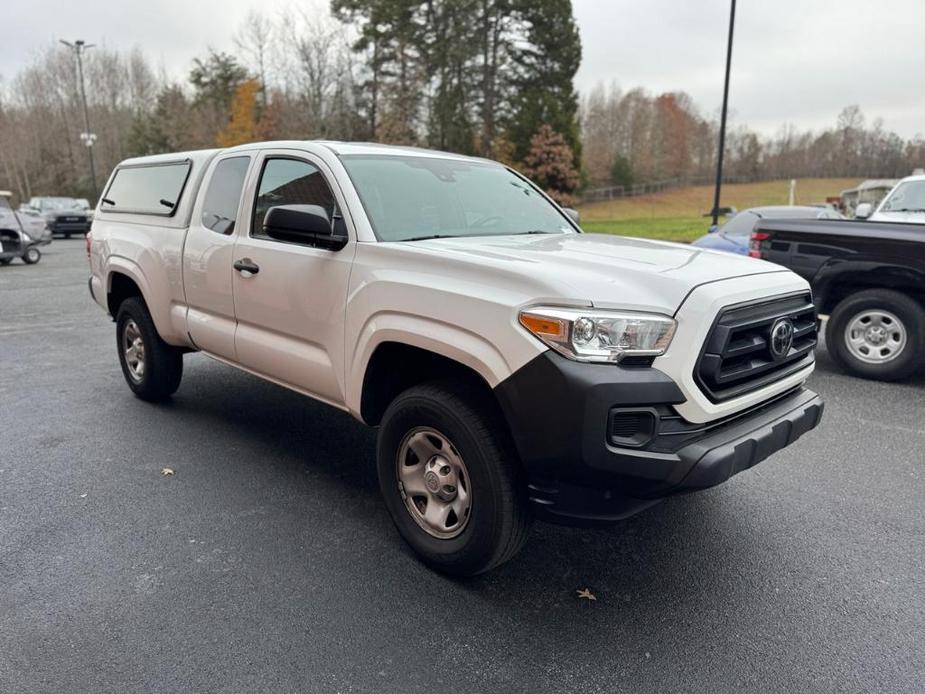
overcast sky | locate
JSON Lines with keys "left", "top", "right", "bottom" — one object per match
{"left": 2, "top": 0, "right": 923, "bottom": 138}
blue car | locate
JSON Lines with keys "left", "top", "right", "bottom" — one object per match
{"left": 692, "top": 205, "right": 843, "bottom": 255}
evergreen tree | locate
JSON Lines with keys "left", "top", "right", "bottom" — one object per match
{"left": 332, "top": 0, "right": 424, "bottom": 142}
{"left": 189, "top": 51, "right": 249, "bottom": 111}
{"left": 507, "top": 0, "right": 581, "bottom": 167}
{"left": 610, "top": 154, "right": 634, "bottom": 189}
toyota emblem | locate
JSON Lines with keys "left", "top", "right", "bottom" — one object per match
{"left": 769, "top": 318, "right": 795, "bottom": 359}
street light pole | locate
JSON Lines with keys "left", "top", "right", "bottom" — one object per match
{"left": 711, "top": 0, "right": 736, "bottom": 227}
{"left": 60, "top": 39, "right": 98, "bottom": 199}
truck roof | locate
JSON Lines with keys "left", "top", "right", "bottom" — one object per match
{"left": 114, "top": 142, "right": 497, "bottom": 170}
{"left": 116, "top": 149, "right": 222, "bottom": 168}
{"left": 221, "top": 140, "right": 496, "bottom": 164}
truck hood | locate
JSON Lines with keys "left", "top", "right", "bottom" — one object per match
{"left": 406, "top": 232, "right": 787, "bottom": 315}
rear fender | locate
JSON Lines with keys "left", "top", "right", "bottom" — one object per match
{"left": 105, "top": 256, "right": 190, "bottom": 346}
{"left": 814, "top": 259, "right": 925, "bottom": 313}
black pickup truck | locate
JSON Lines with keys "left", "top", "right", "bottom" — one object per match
{"left": 749, "top": 219, "right": 924, "bottom": 381}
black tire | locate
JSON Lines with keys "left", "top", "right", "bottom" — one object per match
{"left": 22, "top": 247, "right": 41, "bottom": 264}
{"left": 377, "top": 380, "right": 531, "bottom": 576}
{"left": 115, "top": 297, "right": 183, "bottom": 401}
{"left": 826, "top": 289, "right": 925, "bottom": 381}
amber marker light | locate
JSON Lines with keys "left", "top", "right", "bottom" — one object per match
{"left": 519, "top": 312, "right": 565, "bottom": 338}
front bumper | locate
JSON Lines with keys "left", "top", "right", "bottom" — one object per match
{"left": 494, "top": 352, "right": 823, "bottom": 524}
{"left": 49, "top": 219, "right": 90, "bottom": 235}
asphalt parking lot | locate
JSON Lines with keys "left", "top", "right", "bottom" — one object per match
{"left": 1, "top": 240, "right": 923, "bottom": 693}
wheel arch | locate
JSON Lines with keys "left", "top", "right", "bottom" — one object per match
{"left": 107, "top": 269, "right": 146, "bottom": 317}
{"left": 815, "top": 262, "right": 925, "bottom": 315}
{"left": 357, "top": 341, "right": 509, "bottom": 427}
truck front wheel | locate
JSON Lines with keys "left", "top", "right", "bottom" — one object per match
{"left": 115, "top": 297, "right": 183, "bottom": 401}
{"left": 377, "top": 381, "right": 531, "bottom": 576}
{"left": 826, "top": 289, "right": 925, "bottom": 381}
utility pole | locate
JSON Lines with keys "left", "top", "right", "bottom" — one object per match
{"left": 711, "top": 0, "right": 736, "bottom": 227}
{"left": 60, "top": 39, "right": 98, "bottom": 200}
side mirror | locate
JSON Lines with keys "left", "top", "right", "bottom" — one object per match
{"left": 563, "top": 207, "right": 580, "bottom": 225}
{"left": 707, "top": 224, "right": 719, "bottom": 234}
{"left": 263, "top": 204, "right": 348, "bottom": 251}
{"left": 854, "top": 202, "right": 873, "bottom": 219}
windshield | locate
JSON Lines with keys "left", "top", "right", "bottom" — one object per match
{"left": 880, "top": 181, "right": 925, "bottom": 213}
{"left": 38, "top": 197, "right": 81, "bottom": 211}
{"left": 340, "top": 155, "right": 576, "bottom": 242}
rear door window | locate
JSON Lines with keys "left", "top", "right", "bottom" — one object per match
{"left": 101, "top": 161, "right": 191, "bottom": 216}
{"left": 201, "top": 157, "right": 251, "bottom": 234}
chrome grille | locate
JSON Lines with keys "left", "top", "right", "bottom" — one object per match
{"left": 696, "top": 293, "right": 816, "bottom": 403}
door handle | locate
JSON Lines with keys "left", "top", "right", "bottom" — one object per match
{"left": 233, "top": 258, "right": 260, "bottom": 275}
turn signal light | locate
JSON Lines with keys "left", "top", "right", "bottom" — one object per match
{"left": 519, "top": 313, "right": 566, "bottom": 338}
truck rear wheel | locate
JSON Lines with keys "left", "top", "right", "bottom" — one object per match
{"left": 115, "top": 297, "right": 184, "bottom": 401}
{"left": 826, "top": 289, "right": 925, "bottom": 381}
{"left": 377, "top": 381, "right": 531, "bottom": 576}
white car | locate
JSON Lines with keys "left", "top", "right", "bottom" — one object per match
{"left": 858, "top": 173, "right": 925, "bottom": 223}
{"left": 88, "top": 141, "right": 824, "bottom": 575}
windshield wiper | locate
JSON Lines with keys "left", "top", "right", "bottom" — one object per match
{"left": 512, "top": 230, "right": 557, "bottom": 235}
{"left": 400, "top": 234, "right": 461, "bottom": 242}
{"left": 886, "top": 208, "right": 925, "bottom": 213}
{"left": 102, "top": 197, "right": 116, "bottom": 206}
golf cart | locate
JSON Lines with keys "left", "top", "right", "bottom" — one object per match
{"left": 1, "top": 190, "right": 51, "bottom": 265}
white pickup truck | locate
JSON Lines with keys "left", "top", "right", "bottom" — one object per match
{"left": 856, "top": 173, "right": 925, "bottom": 223}
{"left": 88, "top": 141, "right": 824, "bottom": 575}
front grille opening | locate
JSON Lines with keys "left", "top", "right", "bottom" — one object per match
{"left": 695, "top": 293, "right": 817, "bottom": 403}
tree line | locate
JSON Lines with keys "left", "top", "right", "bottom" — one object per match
{"left": 581, "top": 83, "right": 924, "bottom": 191}
{"left": 0, "top": 1, "right": 582, "bottom": 205}
{"left": 1, "top": 1, "right": 922, "bottom": 208}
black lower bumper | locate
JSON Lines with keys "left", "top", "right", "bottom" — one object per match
{"left": 49, "top": 222, "right": 90, "bottom": 235}
{"left": 494, "top": 352, "right": 823, "bottom": 524}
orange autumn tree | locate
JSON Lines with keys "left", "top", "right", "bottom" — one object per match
{"left": 217, "top": 79, "right": 260, "bottom": 147}
{"left": 520, "top": 124, "right": 580, "bottom": 207}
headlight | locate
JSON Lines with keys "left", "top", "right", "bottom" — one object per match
{"left": 519, "top": 306, "right": 676, "bottom": 363}
{"left": 20, "top": 231, "right": 33, "bottom": 242}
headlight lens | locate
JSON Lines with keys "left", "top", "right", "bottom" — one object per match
{"left": 519, "top": 307, "right": 676, "bottom": 363}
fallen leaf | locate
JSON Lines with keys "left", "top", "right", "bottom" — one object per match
{"left": 161, "top": 467, "right": 175, "bottom": 476}
{"left": 576, "top": 588, "right": 597, "bottom": 601}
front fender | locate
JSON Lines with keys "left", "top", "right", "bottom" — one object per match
{"left": 345, "top": 311, "right": 544, "bottom": 418}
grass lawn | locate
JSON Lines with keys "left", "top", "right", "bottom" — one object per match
{"left": 577, "top": 177, "right": 858, "bottom": 243}
{"left": 581, "top": 216, "right": 707, "bottom": 242}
